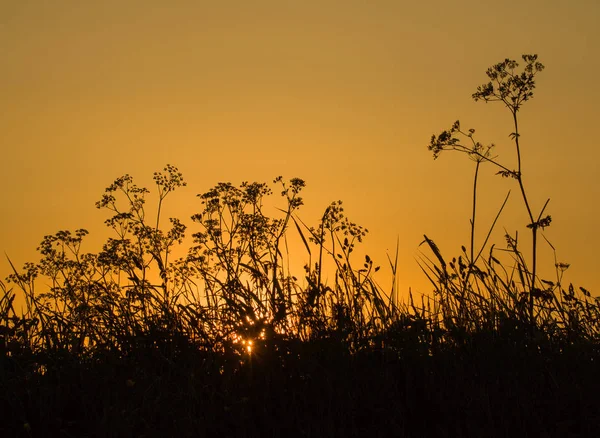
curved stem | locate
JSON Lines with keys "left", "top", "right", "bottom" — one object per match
{"left": 512, "top": 110, "right": 537, "bottom": 323}
{"left": 155, "top": 197, "right": 163, "bottom": 231}
{"left": 512, "top": 112, "right": 534, "bottom": 224}
{"left": 470, "top": 161, "right": 480, "bottom": 266}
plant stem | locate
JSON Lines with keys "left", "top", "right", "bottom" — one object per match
{"left": 470, "top": 161, "right": 480, "bottom": 266}
{"left": 512, "top": 110, "right": 537, "bottom": 323}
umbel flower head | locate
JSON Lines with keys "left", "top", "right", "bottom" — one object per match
{"left": 472, "top": 54, "right": 545, "bottom": 113}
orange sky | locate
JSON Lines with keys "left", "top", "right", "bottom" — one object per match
{"left": 2, "top": 1, "right": 599, "bottom": 300}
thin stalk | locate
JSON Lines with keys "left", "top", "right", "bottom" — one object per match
{"left": 511, "top": 110, "right": 537, "bottom": 323}
{"left": 470, "top": 161, "right": 480, "bottom": 266}
{"left": 155, "top": 196, "right": 163, "bottom": 231}
{"left": 473, "top": 191, "right": 511, "bottom": 265}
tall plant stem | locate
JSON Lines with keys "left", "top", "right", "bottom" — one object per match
{"left": 470, "top": 161, "right": 480, "bottom": 266}
{"left": 155, "top": 196, "right": 163, "bottom": 231}
{"left": 512, "top": 110, "right": 537, "bottom": 322}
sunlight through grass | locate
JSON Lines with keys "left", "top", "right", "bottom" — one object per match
{"left": 1, "top": 55, "right": 598, "bottom": 437}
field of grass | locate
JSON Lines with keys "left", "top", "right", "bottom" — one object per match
{"left": 2, "top": 55, "right": 599, "bottom": 437}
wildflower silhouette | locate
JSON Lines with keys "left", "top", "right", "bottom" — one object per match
{"left": 428, "top": 54, "right": 551, "bottom": 324}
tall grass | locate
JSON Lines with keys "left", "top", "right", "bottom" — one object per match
{"left": 1, "top": 55, "right": 599, "bottom": 437}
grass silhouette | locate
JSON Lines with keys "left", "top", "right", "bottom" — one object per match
{"left": 1, "top": 55, "right": 599, "bottom": 437}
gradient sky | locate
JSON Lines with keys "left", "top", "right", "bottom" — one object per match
{"left": 2, "top": 0, "right": 599, "bottom": 300}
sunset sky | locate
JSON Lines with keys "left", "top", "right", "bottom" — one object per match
{"left": 2, "top": 0, "right": 599, "bottom": 300}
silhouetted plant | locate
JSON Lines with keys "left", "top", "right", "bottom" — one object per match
{"left": 425, "top": 54, "right": 597, "bottom": 339}
{"left": 4, "top": 166, "right": 395, "bottom": 363}
{"left": 2, "top": 55, "right": 600, "bottom": 434}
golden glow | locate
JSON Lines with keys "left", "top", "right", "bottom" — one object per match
{"left": 1, "top": 1, "right": 599, "bottom": 301}
{"left": 233, "top": 328, "right": 266, "bottom": 355}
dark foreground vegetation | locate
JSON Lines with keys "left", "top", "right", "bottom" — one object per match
{"left": 2, "top": 55, "right": 599, "bottom": 437}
